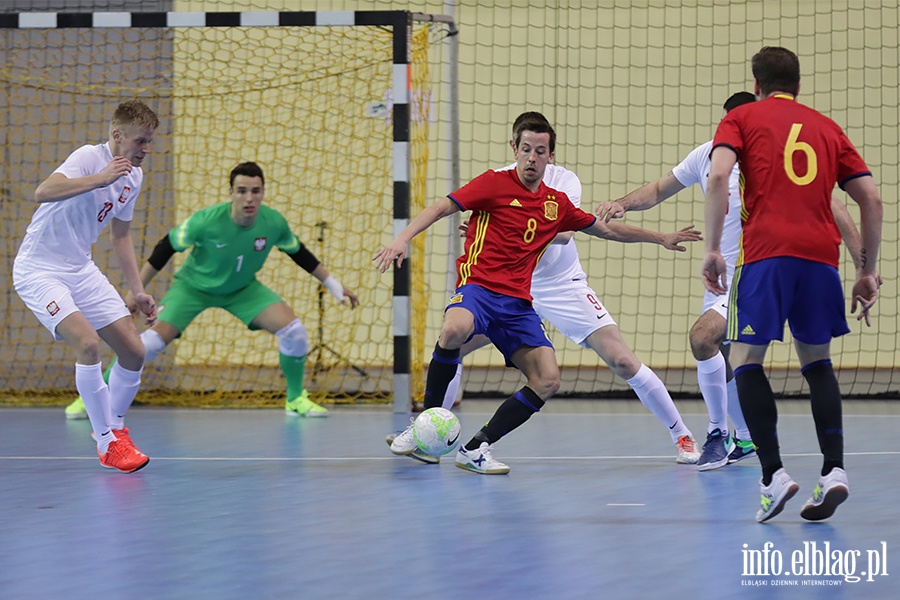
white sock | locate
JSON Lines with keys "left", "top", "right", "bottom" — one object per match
{"left": 696, "top": 352, "right": 728, "bottom": 436}
{"left": 75, "top": 362, "right": 113, "bottom": 451}
{"left": 627, "top": 364, "right": 691, "bottom": 442}
{"left": 726, "top": 377, "right": 751, "bottom": 440}
{"left": 442, "top": 364, "right": 463, "bottom": 410}
{"left": 108, "top": 361, "right": 142, "bottom": 430}
{"left": 141, "top": 328, "right": 167, "bottom": 362}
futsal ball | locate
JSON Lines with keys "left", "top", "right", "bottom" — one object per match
{"left": 412, "top": 407, "right": 461, "bottom": 456}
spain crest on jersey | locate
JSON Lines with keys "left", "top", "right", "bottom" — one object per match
{"left": 254, "top": 237, "right": 267, "bottom": 251}
{"left": 543, "top": 199, "right": 558, "bottom": 221}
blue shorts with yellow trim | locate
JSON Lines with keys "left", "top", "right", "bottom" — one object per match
{"left": 446, "top": 284, "right": 552, "bottom": 366}
{"left": 727, "top": 257, "right": 850, "bottom": 345}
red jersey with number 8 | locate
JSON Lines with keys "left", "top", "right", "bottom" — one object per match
{"left": 448, "top": 169, "right": 596, "bottom": 301}
{"left": 712, "top": 94, "right": 870, "bottom": 267}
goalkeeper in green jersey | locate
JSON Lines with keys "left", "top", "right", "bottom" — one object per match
{"left": 65, "top": 161, "right": 359, "bottom": 420}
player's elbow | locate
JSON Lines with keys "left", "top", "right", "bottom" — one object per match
{"left": 33, "top": 185, "right": 50, "bottom": 203}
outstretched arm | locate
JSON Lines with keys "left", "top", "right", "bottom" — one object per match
{"left": 285, "top": 244, "right": 358, "bottom": 308}
{"left": 581, "top": 218, "right": 702, "bottom": 252}
{"left": 373, "top": 197, "right": 460, "bottom": 272}
{"left": 596, "top": 171, "right": 686, "bottom": 222}
{"left": 310, "top": 264, "right": 360, "bottom": 309}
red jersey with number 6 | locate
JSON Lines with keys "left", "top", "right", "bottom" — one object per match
{"left": 448, "top": 168, "right": 596, "bottom": 301}
{"left": 712, "top": 94, "right": 870, "bottom": 267}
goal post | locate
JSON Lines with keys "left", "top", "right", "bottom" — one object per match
{"left": 0, "top": 10, "right": 459, "bottom": 411}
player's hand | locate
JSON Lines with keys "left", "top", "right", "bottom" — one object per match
{"left": 133, "top": 292, "right": 157, "bottom": 326}
{"left": 850, "top": 273, "right": 881, "bottom": 327}
{"left": 373, "top": 241, "right": 408, "bottom": 273}
{"left": 701, "top": 251, "right": 728, "bottom": 295}
{"left": 595, "top": 201, "right": 625, "bottom": 222}
{"left": 458, "top": 218, "right": 469, "bottom": 238}
{"left": 100, "top": 157, "right": 133, "bottom": 186}
{"left": 660, "top": 225, "right": 702, "bottom": 252}
{"left": 342, "top": 287, "right": 361, "bottom": 309}
{"left": 123, "top": 291, "right": 139, "bottom": 315}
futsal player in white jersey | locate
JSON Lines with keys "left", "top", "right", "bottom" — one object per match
{"left": 437, "top": 111, "right": 703, "bottom": 465}
{"left": 602, "top": 92, "right": 864, "bottom": 471}
{"left": 13, "top": 100, "right": 160, "bottom": 473}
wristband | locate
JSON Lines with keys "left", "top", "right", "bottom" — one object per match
{"left": 323, "top": 275, "right": 345, "bottom": 301}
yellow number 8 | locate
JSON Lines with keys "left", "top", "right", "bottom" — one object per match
{"left": 523, "top": 218, "right": 537, "bottom": 243}
{"left": 784, "top": 123, "right": 817, "bottom": 186}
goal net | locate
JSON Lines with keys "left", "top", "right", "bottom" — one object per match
{"left": 0, "top": 10, "right": 457, "bottom": 407}
{"left": 431, "top": 0, "right": 898, "bottom": 400}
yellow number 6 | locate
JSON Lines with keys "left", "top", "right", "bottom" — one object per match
{"left": 784, "top": 123, "right": 817, "bottom": 186}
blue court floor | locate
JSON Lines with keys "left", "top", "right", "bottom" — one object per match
{"left": 0, "top": 399, "right": 897, "bottom": 600}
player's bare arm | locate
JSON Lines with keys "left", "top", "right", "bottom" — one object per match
{"left": 594, "top": 200, "right": 625, "bottom": 222}
{"left": 33, "top": 157, "right": 133, "bottom": 203}
{"left": 373, "top": 197, "right": 460, "bottom": 272}
{"left": 831, "top": 196, "right": 864, "bottom": 271}
{"left": 310, "top": 264, "right": 360, "bottom": 309}
{"left": 111, "top": 217, "right": 157, "bottom": 325}
{"left": 702, "top": 147, "right": 736, "bottom": 295}
{"left": 583, "top": 218, "right": 701, "bottom": 251}
{"left": 596, "top": 172, "right": 687, "bottom": 223}
{"left": 843, "top": 175, "right": 884, "bottom": 326}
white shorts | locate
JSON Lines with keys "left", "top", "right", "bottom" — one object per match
{"left": 13, "top": 262, "right": 130, "bottom": 341}
{"left": 701, "top": 263, "right": 734, "bottom": 320}
{"left": 702, "top": 289, "right": 728, "bottom": 320}
{"left": 531, "top": 279, "right": 617, "bottom": 347}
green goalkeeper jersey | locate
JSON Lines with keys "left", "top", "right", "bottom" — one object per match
{"left": 169, "top": 202, "right": 301, "bottom": 295}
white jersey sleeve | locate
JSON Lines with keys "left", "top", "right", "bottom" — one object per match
{"left": 14, "top": 142, "right": 143, "bottom": 274}
{"left": 530, "top": 164, "right": 587, "bottom": 285}
{"left": 671, "top": 140, "right": 742, "bottom": 272}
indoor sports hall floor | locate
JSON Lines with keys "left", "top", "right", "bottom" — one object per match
{"left": 1, "top": 399, "right": 897, "bottom": 600}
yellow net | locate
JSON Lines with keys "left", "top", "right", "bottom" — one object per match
{"left": 0, "top": 17, "right": 439, "bottom": 406}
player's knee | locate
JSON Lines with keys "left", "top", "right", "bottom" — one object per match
{"left": 438, "top": 324, "right": 470, "bottom": 349}
{"left": 531, "top": 373, "right": 560, "bottom": 399}
{"left": 604, "top": 352, "right": 641, "bottom": 380}
{"left": 115, "top": 338, "right": 146, "bottom": 371}
{"left": 75, "top": 335, "right": 103, "bottom": 364}
{"left": 689, "top": 323, "right": 719, "bottom": 360}
{"left": 276, "top": 318, "right": 308, "bottom": 357}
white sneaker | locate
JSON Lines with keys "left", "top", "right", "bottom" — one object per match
{"left": 800, "top": 468, "right": 849, "bottom": 521}
{"left": 675, "top": 435, "right": 700, "bottom": 464}
{"left": 757, "top": 468, "right": 800, "bottom": 523}
{"left": 455, "top": 442, "right": 509, "bottom": 475}
{"left": 387, "top": 423, "right": 439, "bottom": 464}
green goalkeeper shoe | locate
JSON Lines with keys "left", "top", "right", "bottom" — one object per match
{"left": 285, "top": 390, "right": 328, "bottom": 418}
{"left": 65, "top": 396, "right": 87, "bottom": 420}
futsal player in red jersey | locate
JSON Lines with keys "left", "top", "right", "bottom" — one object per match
{"left": 375, "top": 116, "right": 701, "bottom": 473}
{"left": 702, "top": 47, "right": 883, "bottom": 522}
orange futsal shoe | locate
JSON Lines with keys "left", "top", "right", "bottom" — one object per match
{"left": 111, "top": 427, "right": 145, "bottom": 455}
{"left": 98, "top": 437, "right": 150, "bottom": 473}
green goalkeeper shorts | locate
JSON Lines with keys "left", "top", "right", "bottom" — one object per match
{"left": 156, "top": 278, "right": 283, "bottom": 333}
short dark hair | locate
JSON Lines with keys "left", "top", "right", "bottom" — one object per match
{"left": 723, "top": 91, "right": 756, "bottom": 113}
{"left": 513, "top": 117, "right": 556, "bottom": 153}
{"left": 751, "top": 46, "right": 801, "bottom": 96}
{"left": 511, "top": 111, "right": 550, "bottom": 136}
{"left": 230, "top": 161, "right": 265, "bottom": 187}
